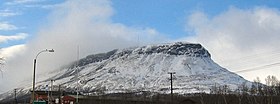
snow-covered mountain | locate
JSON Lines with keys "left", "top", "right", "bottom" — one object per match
{"left": 0, "top": 42, "right": 251, "bottom": 101}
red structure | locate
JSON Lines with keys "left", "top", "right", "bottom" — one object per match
{"left": 33, "top": 91, "right": 76, "bottom": 104}
{"left": 61, "top": 96, "right": 75, "bottom": 104}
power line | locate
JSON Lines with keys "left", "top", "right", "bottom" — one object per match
{"left": 180, "top": 62, "right": 280, "bottom": 83}
{"left": 220, "top": 49, "right": 280, "bottom": 63}
{"left": 213, "top": 62, "right": 280, "bottom": 80}
{"left": 222, "top": 54, "right": 280, "bottom": 69}
{"left": 223, "top": 50, "right": 280, "bottom": 61}
{"left": 234, "top": 62, "right": 280, "bottom": 74}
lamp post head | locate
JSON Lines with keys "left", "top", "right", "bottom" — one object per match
{"left": 35, "top": 49, "right": 54, "bottom": 59}
{"left": 168, "top": 72, "right": 176, "bottom": 74}
{"left": 48, "top": 49, "right": 54, "bottom": 52}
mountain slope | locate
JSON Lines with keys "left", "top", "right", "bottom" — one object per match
{"left": 0, "top": 42, "right": 251, "bottom": 101}
{"left": 41, "top": 42, "right": 250, "bottom": 94}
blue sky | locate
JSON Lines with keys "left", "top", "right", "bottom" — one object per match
{"left": 1, "top": 0, "right": 280, "bottom": 92}
{"left": 112, "top": 0, "right": 280, "bottom": 38}
{"left": 0, "top": 0, "right": 65, "bottom": 47}
{"left": 2, "top": 0, "right": 280, "bottom": 47}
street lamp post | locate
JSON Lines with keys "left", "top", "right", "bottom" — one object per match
{"left": 32, "top": 49, "right": 54, "bottom": 103}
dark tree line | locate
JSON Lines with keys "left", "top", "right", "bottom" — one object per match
{"left": 209, "top": 75, "right": 280, "bottom": 96}
{"left": 255, "top": 75, "right": 280, "bottom": 96}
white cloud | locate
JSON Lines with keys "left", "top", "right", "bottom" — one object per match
{"left": 5, "top": 0, "right": 46, "bottom": 5}
{"left": 0, "top": 44, "right": 26, "bottom": 59}
{"left": 184, "top": 7, "right": 280, "bottom": 82}
{"left": 4, "top": 0, "right": 60, "bottom": 10}
{"left": 0, "top": 22, "right": 18, "bottom": 30}
{"left": 0, "top": 0, "right": 167, "bottom": 91}
{"left": 23, "top": 4, "right": 60, "bottom": 9}
{"left": 0, "top": 9, "right": 21, "bottom": 17}
{"left": 0, "top": 33, "right": 28, "bottom": 43}
{"left": 0, "top": 11, "right": 20, "bottom": 17}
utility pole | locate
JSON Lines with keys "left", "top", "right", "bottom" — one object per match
{"left": 58, "top": 85, "right": 61, "bottom": 104}
{"left": 14, "top": 89, "right": 17, "bottom": 104}
{"left": 50, "top": 79, "right": 55, "bottom": 103}
{"left": 76, "top": 45, "right": 80, "bottom": 104}
{"left": 47, "top": 84, "right": 49, "bottom": 104}
{"left": 168, "top": 72, "right": 176, "bottom": 103}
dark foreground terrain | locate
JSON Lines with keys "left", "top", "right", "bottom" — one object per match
{"left": 1, "top": 92, "right": 280, "bottom": 104}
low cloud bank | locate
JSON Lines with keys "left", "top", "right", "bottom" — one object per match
{"left": 185, "top": 7, "right": 280, "bottom": 82}
{"left": 0, "top": 0, "right": 166, "bottom": 92}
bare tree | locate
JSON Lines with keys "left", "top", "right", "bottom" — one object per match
{"left": 276, "top": 81, "right": 280, "bottom": 95}
{"left": 253, "top": 77, "right": 261, "bottom": 95}
{"left": 265, "top": 75, "right": 272, "bottom": 86}
{"left": 241, "top": 82, "right": 249, "bottom": 95}
{"left": 270, "top": 76, "right": 278, "bottom": 87}
{"left": 254, "top": 77, "right": 261, "bottom": 83}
